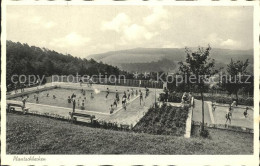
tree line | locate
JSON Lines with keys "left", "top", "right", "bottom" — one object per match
{"left": 6, "top": 40, "right": 134, "bottom": 86}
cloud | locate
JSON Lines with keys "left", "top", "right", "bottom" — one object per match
{"left": 102, "top": 13, "right": 156, "bottom": 43}
{"left": 50, "top": 32, "right": 91, "bottom": 48}
{"left": 44, "top": 21, "right": 56, "bottom": 29}
{"left": 144, "top": 7, "right": 169, "bottom": 25}
{"left": 101, "top": 13, "right": 130, "bottom": 32}
{"left": 204, "top": 33, "right": 241, "bottom": 49}
{"left": 123, "top": 24, "right": 156, "bottom": 41}
{"left": 144, "top": 6, "right": 172, "bottom": 30}
{"left": 220, "top": 39, "right": 241, "bottom": 47}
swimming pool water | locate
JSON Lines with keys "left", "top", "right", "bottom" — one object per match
{"left": 12, "top": 88, "right": 138, "bottom": 113}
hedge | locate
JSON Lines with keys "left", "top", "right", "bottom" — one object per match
{"left": 193, "top": 95, "right": 253, "bottom": 106}
{"left": 159, "top": 92, "right": 183, "bottom": 103}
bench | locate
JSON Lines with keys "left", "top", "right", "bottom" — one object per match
{"left": 7, "top": 103, "right": 30, "bottom": 114}
{"left": 69, "top": 112, "right": 95, "bottom": 124}
{"left": 120, "top": 124, "right": 130, "bottom": 130}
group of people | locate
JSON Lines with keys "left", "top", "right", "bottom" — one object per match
{"left": 109, "top": 87, "right": 149, "bottom": 114}
{"left": 211, "top": 100, "right": 250, "bottom": 125}
{"left": 181, "top": 92, "right": 193, "bottom": 105}
{"left": 68, "top": 89, "right": 95, "bottom": 111}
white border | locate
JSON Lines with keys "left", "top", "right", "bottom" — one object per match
{"left": 1, "top": 1, "right": 259, "bottom": 166}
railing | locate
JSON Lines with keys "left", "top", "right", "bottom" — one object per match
{"left": 46, "top": 76, "right": 163, "bottom": 89}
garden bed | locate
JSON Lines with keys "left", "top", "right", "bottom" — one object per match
{"left": 133, "top": 104, "right": 189, "bottom": 136}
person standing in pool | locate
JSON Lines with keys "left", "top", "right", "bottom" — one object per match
{"left": 22, "top": 96, "right": 27, "bottom": 109}
{"left": 244, "top": 107, "right": 249, "bottom": 118}
{"left": 72, "top": 97, "right": 76, "bottom": 113}
{"left": 225, "top": 107, "right": 232, "bottom": 125}
{"left": 79, "top": 78, "right": 83, "bottom": 87}
{"left": 212, "top": 102, "right": 216, "bottom": 111}
{"left": 131, "top": 88, "right": 134, "bottom": 97}
{"left": 115, "top": 90, "right": 119, "bottom": 103}
{"left": 127, "top": 89, "right": 130, "bottom": 101}
{"left": 90, "top": 93, "right": 94, "bottom": 99}
{"left": 68, "top": 96, "right": 71, "bottom": 103}
{"left": 231, "top": 101, "right": 236, "bottom": 112}
{"left": 106, "top": 88, "right": 109, "bottom": 98}
{"left": 113, "top": 98, "right": 117, "bottom": 107}
{"left": 145, "top": 87, "right": 149, "bottom": 98}
{"left": 122, "top": 94, "right": 127, "bottom": 110}
{"left": 81, "top": 100, "right": 85, "bottom": 110}
{"left": 36, "top": 95, "right": 39, "bottom": 103}
{"left": 139, "top": 90, "right": 143, "bottom": 105}
{"left": 110, "top": 104, "right": 114, "bottom": 114}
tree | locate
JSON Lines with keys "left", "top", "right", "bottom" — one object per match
{"left": 224, "top": 59, "right": 250, "bottom": 105}
{"left": 178, "top": 45, "right": 217, "bottom": 134}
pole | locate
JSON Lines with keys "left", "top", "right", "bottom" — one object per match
{"left": 155, "top": 81, "right": 156, "bottom": 105}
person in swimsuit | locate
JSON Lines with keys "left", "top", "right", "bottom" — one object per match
{"left": 90, "top": 93, "right": 94, "bottom": 99}
{"left": 139, "top": 90, "right": 143, "bottom": 105}
{"left": 72, "top": 97, "right": 76, "bottom": 113}
{"left": 115, "top": 90, "right": 119, "bottom": 103}
{"left": 113, "top": 98, "right": 117, "bottom": 107}
{"left": 244, "top": 107, "right": 249, "bottom": 118}
{"left": 106, "top": 88, "right": 109, "bottom": 98}
{"left": 225, "top": 107, "right": 232, "bottom": 125}
{"left": 127, "top": 90, "right": 130, "bottom": 101}
{"left": 68, "top": 96, "right": 71, "bottom": 103}
{"left": 212, "top": 102, "right": 216, "bottom": 111}
{"left": 110, "top": 104, "right": 114, "bottom": 114}
{"left": 122, "top": 94, "right": 127, "bottom": 110}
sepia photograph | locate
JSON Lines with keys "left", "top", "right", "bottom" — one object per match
{"left": 1, "top": 1, "right": 259, "bottom": 166}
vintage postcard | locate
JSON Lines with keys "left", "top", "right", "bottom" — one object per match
{"left": 1, "top": 0, "right": 259, "bottom": 166}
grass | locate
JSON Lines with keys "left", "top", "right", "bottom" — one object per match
{"left": 7, "top": 113, "right": 253, "bottom": 154}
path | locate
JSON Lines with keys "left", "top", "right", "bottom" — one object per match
{"left": 192, "top": 99, "right": 212, "bottom": 125}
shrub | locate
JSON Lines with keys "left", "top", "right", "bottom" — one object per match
{"left": 200, "top": 128, "right": 210, "bottom": 138}
{"left": 193, "top": 95, "right": 253, "bottom": 106}
{"left": 159, "top": 92, "right": 182, "bottom": 103}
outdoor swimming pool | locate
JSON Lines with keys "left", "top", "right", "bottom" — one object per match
{"left": 212, "top": 105, "right": 253, "bottom": 129}
{"left": 12, "top": 88, "right": 140, "bottom": 113}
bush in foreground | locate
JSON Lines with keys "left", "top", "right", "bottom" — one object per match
{"left": 159, "top": 92, "right": 183, "bottom": 103}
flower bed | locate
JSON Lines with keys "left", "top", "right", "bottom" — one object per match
{"left": 133, "top": 104, "right": 189, "bottom": 136}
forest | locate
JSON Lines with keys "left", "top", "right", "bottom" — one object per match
{"left": 6, "top": 40, "right": 133, "bottom": 86}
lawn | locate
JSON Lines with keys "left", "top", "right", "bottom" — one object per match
{"left": 6, "top": 113, "right": 253, "bottom": 154}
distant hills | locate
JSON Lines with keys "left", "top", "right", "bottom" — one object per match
{"left": 87, "top": 47, "right": 253, "bottom": 73}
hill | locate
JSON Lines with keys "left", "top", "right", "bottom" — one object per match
{"left": 6, "top": 41, "right": 131, "bottom": 85}
{"left": 87, "top": 48, "right": 253, "bottom": 73}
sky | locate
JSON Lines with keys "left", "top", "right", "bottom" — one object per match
{"left": 7, "top": 5, "right": 253, "bottom": 58}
